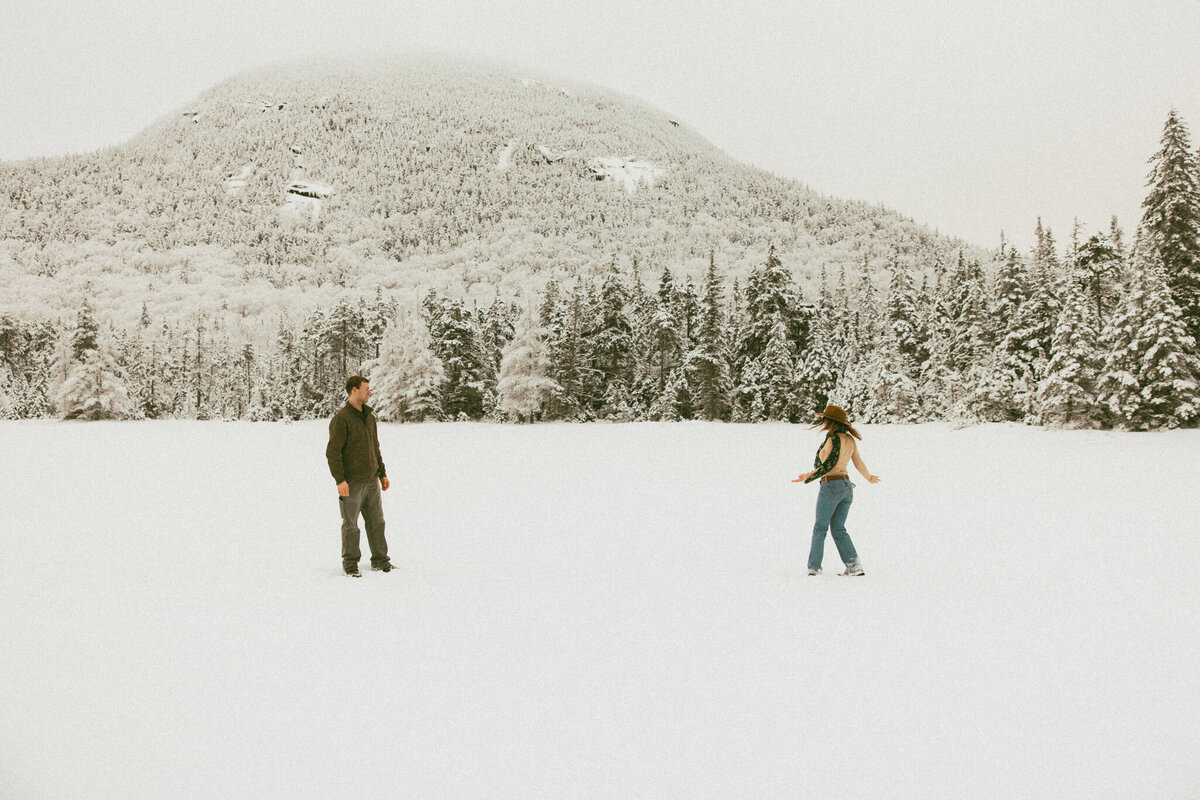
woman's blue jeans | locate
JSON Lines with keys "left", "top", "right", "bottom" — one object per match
{"left": 807, "top": 479, "right": 858, "bottom": 571}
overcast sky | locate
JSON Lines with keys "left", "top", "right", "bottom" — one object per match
{"left": 3, "top": 0, "right": 1198, "bottom": 251}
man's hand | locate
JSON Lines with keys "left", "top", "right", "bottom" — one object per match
{"left": 337, "top": 481, "right": 349, "bottom": 497}
{"left": 867, "top": 475, "right": 881, "bottom": 484}
{"left": 381, "top": 477, "right": 390, "bottom": 491}
{"left": 791, "top": 472, "right": 813, "bottom": 483}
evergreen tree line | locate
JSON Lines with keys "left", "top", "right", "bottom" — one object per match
{"left": 3, "top": 108, "right": 1199, "bottom": 429}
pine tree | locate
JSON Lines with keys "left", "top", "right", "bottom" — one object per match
{"left": 686, "top": 252, "right": 731, "bottom": 421}
{"left": 944, "top": 254, "right": 991, "bottom": 375}
{"left": 424, "top": 294, "right": 486, "bottom": 419}
{"left": 544, "top": 285, "right": 594, "bottom": 419}
{"left": 1141, "top": 108, "right": 1200, "bottom": 343}
{"left": 268, "top": 316, "right": 305, "bottom": 421}
{"left": 1128, "top": 260, "right": 1200, "bottom": 428}
{"left": 758, "top": 315, "right": 798, "bottom": 421}
{"left": 648, "top": 266, "right": 683, "bottom": 396}
{"left": 71, "top": 298, "right": 99, "bottom": 360}
{"left": 55, "top": 339, "right": 138, "bottom": 421}
{"left": 1096, "top": 252, "right": 1200, "bottom": 429}
{"left": 742, "top": 244, "right": 800, "bottom": 363}
{"left": 1074, "top": 232, "right": 1123, "bottom": 330}
{"left": 590, "top": 264, "right": 634, "bottom": 414}
{"left": 1036, "top": 276, "right": 1101, "bottom": 428}
{"left": 497, "top": 305, "right": 561, "bottom": 422}
{"left": 369, "top": 312, "right": 446, "bottom": 422}
{"left": 886, "top": 258, "right": 926, "bottom": 367}
{"left": 975, "top": 248, "right": 1043, "bottom": 422}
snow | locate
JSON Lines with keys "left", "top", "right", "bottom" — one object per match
{"left": 225, "top": 164, "right": 254, "bottom": 194}
{"left": 282, "top": 180, "right": 334, "bottom": 220}
{"left": 2, "top": 421, "right": 1198, "bottom": 799}
{"left": 587, "top": 156, "right": 666, "bottom": 194}
{"left": 534, "top": 143, "right": 578, "bottom": 163}
{"left": 494, "top": 139, "right": 517, "bottom": 172}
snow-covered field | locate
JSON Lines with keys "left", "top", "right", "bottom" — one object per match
{"left": 2, "top": 421, "right": 1198, "bottom": 799}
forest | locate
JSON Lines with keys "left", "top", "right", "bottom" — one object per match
{"left": 2, "top": 60, "right": 1198, "bottom": 430}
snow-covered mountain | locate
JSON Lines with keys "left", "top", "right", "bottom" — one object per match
{"left": 0, "top": 54, "right": 981, "bottom": 326}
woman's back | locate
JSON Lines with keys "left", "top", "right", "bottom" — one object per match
{"left": 824, "top": 432, "right": 855, "bottom": 476}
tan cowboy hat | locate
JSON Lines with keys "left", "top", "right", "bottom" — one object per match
{"left": 809, "top": 404, "right": 861, "bottom": 438}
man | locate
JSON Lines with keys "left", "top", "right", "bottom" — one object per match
{"left": 326, "top": 376, "right": 392, "bottom": 577}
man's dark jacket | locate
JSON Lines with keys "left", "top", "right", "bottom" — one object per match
{"left": 326, "top": 403, "right": 387, "bottom": 484}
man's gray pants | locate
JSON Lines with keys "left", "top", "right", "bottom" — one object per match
{"left": 340, "top": 480, "right": 389, "bottom": 570}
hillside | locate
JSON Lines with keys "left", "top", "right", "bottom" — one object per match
{"left": 0, "top": 55, "right": 984, "bottom": 329}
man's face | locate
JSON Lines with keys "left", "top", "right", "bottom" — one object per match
{"left": 353, "top": 382, "right": 371, "bottom": 404}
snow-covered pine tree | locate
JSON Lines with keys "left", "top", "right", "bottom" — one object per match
{"left": 1036, "top": 275, "right": 1101, "bottom": 428}
{"left": 362, "top": 287, "right": 399, "bottom": 360}
{"left": 1127, "top": 259, "right": 1200, "bottom": 429}
{"left": 590, "top": 263, "right": 634, "bottom": 416}
{"left": 886, "top": 258, "right": 926, "bottom": 368}
{"left": 736, "top": 357, "right": 768, "bottom": 423}
{"left": 973, "top": 248, "right": 1040, "bottom": 422}
{"left": 759, "top": 314, "right": 799, "bottom": 421}
{"left": 853, "top": 263, "right": 885, "bottom": 350}
{"left": 685, "top": 251, "right": 731, "bottom": 421}
{"left": 678, "top": 278, "right": 700, "bottom": 355}
{"left": 70, "top": 297, "right": 99, "bottom": 361}
{"left": 497, "top": 304, "right": 560, "bottom": 423}
{"left": 424, "top": 293, "right": 487, "bottom": 420}
{"left": 742, "top": 244, "right": 801, "bottom": 363}
{"left": 368, "top": 312, "right": 446, "bottom": 422}
{"left": 1074, "top": 232, "right": 1123, "bottom": 331}
{"left": 477, "top": 298, "right": 516, "bottom": 390}
{"left": 944, "top": 253, "right": 992, "bottom": 376}
{"left": 833, "top": 330, "right": 917, "bottom": 424}
{"left": 264, "top": 316, "right": 305, "bottom": 420}
{"left": 795, "top": 268, "right": 841, "bottom": 415}
{"left": 1096, "top": 250, "right": 1200, "bottom": 429}
{"left": 797, "top": 331, "right": 838, "bottom": 418}
{"left": 544, "top": 285, "right": 594, "bottom": 419}
{"left": 1141, "top": 108, "right": 1200, "bottom": 344}
{"left": 913, "top": 259, "right": 957, "bottom": 419}
{"left": 647, "top": 266, "right": 683, "bottom": 399}
{"left": 916, "top": 324, "right": 961, "bottom": 421}
{"left": 55, "top": 336, "right": 138, "bottom": 421}
{"left": 990, "top": 247, "right": 1030, "bottom": 336}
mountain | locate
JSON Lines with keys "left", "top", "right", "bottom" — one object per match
{"left": 0, "top": 54, "right": 986, "bottom": 330}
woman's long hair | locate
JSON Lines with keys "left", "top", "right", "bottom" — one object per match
{"left": 819, "top": 417, "right": 862, "bottom": 440}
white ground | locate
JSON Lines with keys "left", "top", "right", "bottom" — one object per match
{"left": 225, "top": 164, "right": 255, "bottom": 194}
{"left": 495, "top": 140, "right": 518, "bottom": 172}
{"left": 588, "top": 157, "right": 666, "bottom": 194}
{"left": 2, "top": 421, "right": 1198, "bottom": 799}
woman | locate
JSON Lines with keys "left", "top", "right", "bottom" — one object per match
{"left": 792, "top": 405, "right": 880, "bottom": 576}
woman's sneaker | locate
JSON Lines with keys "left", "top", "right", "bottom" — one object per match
{"left": 839, "top": 561, "right": 865, "bottom": 576}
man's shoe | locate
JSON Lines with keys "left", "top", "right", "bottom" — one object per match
{"left": 344, "top": 566, "right": 362, "bottom": 578}
{"left": 371, "top": 562, "right": 394, "bottom": 572}
{"left": 807, "top": 568, "right": 822, "bottom": 576}
{"left": 839, "top": 561, "right": 865, "bottom": 576}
